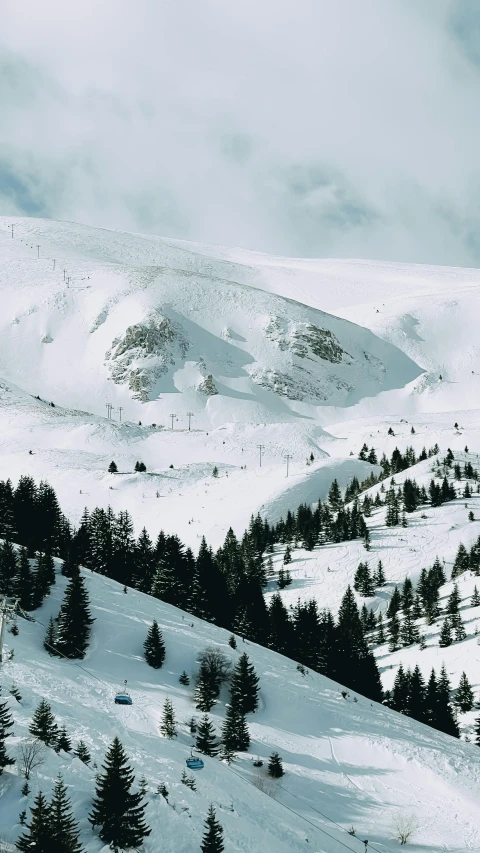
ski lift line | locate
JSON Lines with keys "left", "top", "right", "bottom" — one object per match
{"left": 226, "top": 763, "right": 364, "bottom": 853}
{"left": 275, "top": 781, "right": 385, "bottom": 853}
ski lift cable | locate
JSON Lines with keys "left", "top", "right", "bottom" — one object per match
{"left": 226, "top": 762, "right": 366, "bottom": 853}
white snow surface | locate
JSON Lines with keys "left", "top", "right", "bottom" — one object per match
{"left": 2, "top": 563, "right": 480, "bottom": 853}
{"left": 2, "top": 217, "right": 480, "bottom": 849}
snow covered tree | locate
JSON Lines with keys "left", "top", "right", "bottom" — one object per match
{"left": 55, "top": 572, "right": 94, "bottom": 659}
{"left": 73, "top": 740, "right": 90, "bottom": 764}
{"left": 454, "top": 672, "right": 474, "bottom": 713}
{"left": 143, "top": 620, "right": 165, "bottom": 669}
{"left": 267, "top": 751, "right": 284, "bottom": 778}
{"left": 451, "top": 543, "right": 469, "bottom": 578}
{"left": 221, "top": 704, "right": 250, "bottom": 753}
{"left": 0, "top": 689, "right": 14, "bottom": 772}
{"left": 230, "top": 653, "right": 259, "bottom": 715}
{"left": 283, "top": 545, "right": 292, "bottom": 565}
{"left": 195, "top": 714, "right": 218, "bottom": 756}
{"left": 439, "top": 618, "right": 452, "bottom": 648}
{"left": 89, "top": 737, "right": 151, "bottom": 849}
{"left": 201, "top": 804, "right": 224, "bottom": 853}
{"left": 55, "top": 726, "right": 72, "bottom": 754}
{"left": 451, "top": 612, "right": 467, "bottom": 642}
{"left": 160, "top": 697, "right": 177, "bottom": 738}
{"left": 179, "top": 670, "right": 190, "bottom": 685}
{"left": 49, "top": 776, "right": 83, "bottom": 852}
{"left": 16, "top": 791, "right": 52, "bottom": 853}
{"left": 447, "top": 584, "right": 461, "bottom": 615}
{"left": 29, "top": 699, "right": 58, "bottom": 747}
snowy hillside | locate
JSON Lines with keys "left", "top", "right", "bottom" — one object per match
{"left": 2, "top": 561, "right": 480, "bottom": 852}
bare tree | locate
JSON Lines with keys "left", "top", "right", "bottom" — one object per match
{"left": 197, "top": 647, "right": 231, "bottom": 689}
{"left": 392, "top": 813, "right": 420, "bottom": 845}
{"left": 252, "top": 775, "right": 277, "bottom": 799}
{"left": 18, "top": 740, "right": 45, "bottom": 779}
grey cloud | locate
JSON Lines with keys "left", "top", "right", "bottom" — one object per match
{"left": 1, "top": 1, "right": 480, "bottom": 266}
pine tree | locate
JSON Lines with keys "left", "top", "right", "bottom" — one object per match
{"left": 267, "top": 751, "right": 284, "bottom": 778}
{"left": 405, "top": 665, "right": 426, "bottom": 722}
{"left": 55, "top": 572, "right": 94, "bottom": 659}
{"left": 455, "top": 672, "right": 474, "bottom": 712}
{"left": 283, "top": 545, "right": 292, "bottom": 565}
{"left": 194, "top": 662, "right": 218, "bottom": 712}
{"left": 195, "top": 714, "right": 218, "bottom": 756}
{"left": 44, "top": 616, "right": 58, "bottom": 656}
{"left": 388, "top": 612, "right": 401, "bottom": 652}
{"left": 160, "top": 697, "right": 177, "bottom": 738}
{"left": 179, "top": 670, "right": 190, "bottom": 685}
{"left": 108, "top": 461, "right": 118, "bottom": 473}
{"left": 143, "top": 620, "right": 165, "bottom": 669}
{"left": 49, "top": 776, "right": 83, "bottom": 852}
{"left": 201, "top": 804, "right": 224, "bottom": 853}
{"left": 89, "top": 737, "right": 151, "bottom": 849}
{"left": 376, "top": 612, "right": 385, "bottom": 644}
{"left": 436, "top": 665, "right": 460, "bottom": 738}
{"left": 230, "top": 653, "right": 259, "bottom": 715}
{"left": 14, "top": 547, "right": 34, "bottom": 611}
{"left": 447, "top": 583, "right": 461, "bottom": 615}
{"left": 221, "top": 704, "right": 250, "bottom": 753}
{"left": 55, "top": 726, "right": 72, "bottom": 753}
{"left": 439, "top": 618, "right": 452, "bottom": 648}
{"left": 73, "top": 740, "right": 91, "bottom": 764}
{"left": 0, "top": 689, "right": 14, "bottom": 772}
{"left": 16, "top": 791, "right": 52, "bottom": 853}
{"left": 373, "top": 560, "right": 386, "bottom": 587}
{"left": 29, "top": 699, "right": 58, "bottom": 747}
{"left": 451, "top": 612, "right": 467, "bottom": 642}
{"left": 471, "top": 586, "right": 480, "bottom": 607}
{"left": 401, "top": 611, "right": 420, "bottom": 647}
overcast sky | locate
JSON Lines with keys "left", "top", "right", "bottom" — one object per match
{"left": 1, "top": 0, "right": 480, "bottom": 265}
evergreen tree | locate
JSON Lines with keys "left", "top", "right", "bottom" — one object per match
{"left": 29, "top": 699, "right": 58, "bottom": 747}
{"left": 373, "top": 560, "right": 386, "bottom": 587}
{"left": 401, "top": 577, "right": 414, "bottom": 612}
{"left": 405, "top": 665, "right": 426, "bottom": 723}
{"left": 446, "top": 584, "right": 461, "bottom": 615}
{"left": 267, "top": 751, "right": 284, "bottom": 778}
{"left": 89, "top": 737, "right": 151, "bottom": 849}
{"left": 108, "top": 461, "right": 118, "bottom": 473}
{"left": 14, "top": 547, "right": 34, "bottom": 611}
{"left": 143, "top": 620, "right": 165, "bottom": 669}
{"left": 391, "top": 664, "right": 409, "bottom": 712}
{"left": 451, "top": 543, "right": 469, "bottom": 578}
{"left": 221, "top": 704, "right": 250, "bottom": 753}
{"left": 16, "top": 791, "right": 52, "bottom": 853}
{"left": 194, "top": 662, "right": 218, "bottom": 712}
{"left": 0, "top": 689, "right": 14, "bottom": 772}
{"left": 376, "top": 612, "right": 385, "bottom": 644}
{"left": 451, "top": 612, "right": 467, "bottom": 642}
{"left": 439, "top": 618, "right": 452, "bottom": 648}
{"left": 425, "top": 669, "right": 438, "bottom": 727}
{"left": 179, "top": 670, "right": 190, "bottom": 686}
{"left": 283, "top": 545, "right": 292, "bottom": 565}
{"left": 201, "top": 804, "right": 224, "bottom": 853}
{"left": 160, "top": 697, "right": 176, "bottom": 738}
{"left": 55, "top": 726, "right": 72, "bottom": 753}
{"left": 55, "top": 572, "right": 94, "bottom": 659}
{"left": 44, "top": 616, "right": 58, "bottom": 656}
{"left": 230, "top": 653, "right": 260, "bottom": 715}
{"left": 388, "top": 611, "right": 401, "bottom": 652}
{"left": 455, "top": 672, "right": 474, "bottom": 712}
{"left": 471, "top": 586, "right": 480, "bottom": 607}
{"left": 49, "top": 776, "right": 83, "bottom": 853}
{"left": 195, "top": 715, "right": 218, "bottom": 756}
{"left": 401, "top": 611, "right": 420, "bottom": 647}
{"left": 328, "top": 479, "right": 343, "bottom": 511}
{"left": 73, "top": 741, "right": 91, "bottom": 764}
{"left": 386, "top": 586, "right": 401, "bottom": 618}
{"left": 0, "top": 539, "right": 17, "bottom": 595}
{"left": 436, "top": 665, "right": 460, "bottom": 738}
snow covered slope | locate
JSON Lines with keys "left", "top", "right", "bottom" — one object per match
{"left": 3, "top": 562, "right": 480, "bottom": 852}
{"left": 0, "top": 218, "right": 421, "bottom": 428}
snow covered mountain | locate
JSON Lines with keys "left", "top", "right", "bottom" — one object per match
{"left": 2, "top": 216, "right": 480, "bottom": 851}
{"left": 2, "top": 559, "right": 480, "bottom": 853}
